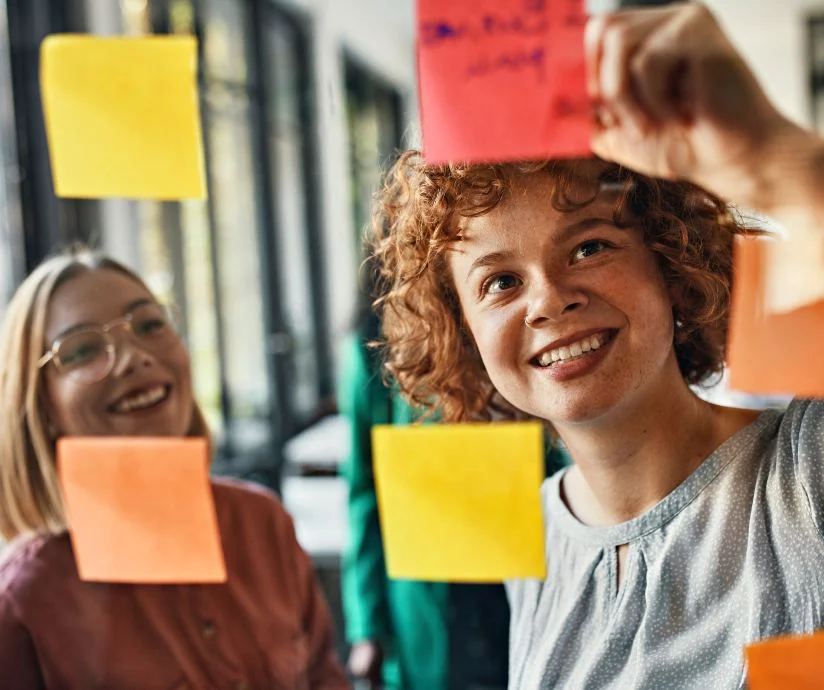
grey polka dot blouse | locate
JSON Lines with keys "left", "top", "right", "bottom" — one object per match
{"left": 506, "top": 399, "right": 824, "bottom": 689}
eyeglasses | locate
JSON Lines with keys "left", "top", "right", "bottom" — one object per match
{"left": 38, "top": 302, "right": 179, "bottom": 384}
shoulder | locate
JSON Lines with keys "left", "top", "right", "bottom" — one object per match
{"left": 212, "top": 476, "right": 288, "bottom": 515}
{"left": 211, "top": 477, "right": 295, "bottom": 536}
{"left": 0, "top": 533, "right": 74, "bottom": 611}
{"left": 769, "top": 399, "right": 824, "bottom": 453}
{"left": 781, "top": 398, "right": 824, "bottom": 431}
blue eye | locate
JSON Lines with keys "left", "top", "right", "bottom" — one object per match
{"left": 574, "top": 240, "right": 609, "bottom": 261}
{"left": 484, "top": 274, "right": 521, "bottom": 295}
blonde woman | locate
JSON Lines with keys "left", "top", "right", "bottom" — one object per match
{"left": 0, "top": 248, "right": 350, "bottom": 689}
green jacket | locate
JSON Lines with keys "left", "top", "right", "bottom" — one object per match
{"left": 339, "top": 334, "right": 448, "bottom": 689}
{"left": 338, "top": 335, "right": 570, "bottom": 689}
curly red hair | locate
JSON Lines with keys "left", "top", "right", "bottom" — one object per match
{"left": 369, "top": 151, "right": 758, "bottom": 422}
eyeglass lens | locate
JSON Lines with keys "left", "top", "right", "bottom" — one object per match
{"left": 54, "top": 304, "right": 174, "bottom": 382}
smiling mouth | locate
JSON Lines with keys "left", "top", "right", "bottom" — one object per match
{"left": 110, "top": 385, "right": 171, "bottom": 414}
{"left": 532, "top": 330, "right": 616, "bottom": 368}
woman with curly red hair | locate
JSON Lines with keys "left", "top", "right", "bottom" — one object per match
{"left": 371, "top": 5, "right": 824, "bottom": 689}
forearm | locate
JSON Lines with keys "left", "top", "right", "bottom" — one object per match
{"left": 713, "top": 120, "right": 824, "bottom": 236}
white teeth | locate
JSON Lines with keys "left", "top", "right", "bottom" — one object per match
{"left": 536, "top": 333, "right": 609, "bottom": 367}
{"left": 115, "top": 386, "right": 168, "bottom": 413}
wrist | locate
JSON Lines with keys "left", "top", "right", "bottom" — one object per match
{"left": 707, "top": 118, "right": 824, "bottom": 219}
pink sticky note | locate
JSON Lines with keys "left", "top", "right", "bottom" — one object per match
{"left": 58, "top": 437, "right": 226, "bottom": 584}
{"left": 418, "top": 0, "right": 591, "bottom": 164}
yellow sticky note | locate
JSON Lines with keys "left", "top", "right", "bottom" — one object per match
{"left": 372, "top": 422, "right": 546, "bottom": 582}
{"left": 40, "top": 35, "right": 206, "bottom": 199}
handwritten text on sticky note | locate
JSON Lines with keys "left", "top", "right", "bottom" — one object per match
{"left": 373, "top": 422, "right": 546, "bottom": 582}
{"left": 58, "top": 437, "right": 226, "bottom": 584}
{"left": 40, "top": 35, "right": 206, "bottom": 200}
{"left": 418, "top": 0, "right": 591, "bottom": 164}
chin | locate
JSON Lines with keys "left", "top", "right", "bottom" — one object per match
{"left": 519, "top": 392, "right": 619, "bottom": 427}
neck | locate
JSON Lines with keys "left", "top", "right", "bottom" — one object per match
{"left": 555, "top": 370, "right": 756, "bottom": 526}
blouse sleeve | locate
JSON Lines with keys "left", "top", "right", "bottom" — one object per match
{"left": 786, "top": 399, "right": 824, "bottom": 537}
{"left": 0, "top": 593, "right": 46, "bottom": 690}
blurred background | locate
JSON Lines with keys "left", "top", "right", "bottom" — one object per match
{"left": 0, "top": 0, "right": 814, "bottom": 664}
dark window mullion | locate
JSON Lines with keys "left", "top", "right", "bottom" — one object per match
{"left": 248, "top": 0, "right": 292, "bottom": 445}
{"left": 285, "top": 6, "right": 333, "bottom": 400}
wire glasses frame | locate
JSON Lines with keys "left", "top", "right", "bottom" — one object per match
{"left": 37, "top": 302, "right": 179, "bottom": 384}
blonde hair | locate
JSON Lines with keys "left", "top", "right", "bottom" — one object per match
{"left": 0, "top": 247, "right": 210, "bottom": 541}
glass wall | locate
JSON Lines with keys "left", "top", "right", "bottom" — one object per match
{"left": 810, "top": 14, "right": 824, "bottom": 131}
{"left": 345, "top": 58, "right": 403, "bottom": 252}
{"left": 0, "top": 0, "right": 24, "bottom": 318}
{"left": 93, "top": 0, "right": 332, "bottom": 480}
{"left": 265, "top": 15, "right": 323, "bottom": 426}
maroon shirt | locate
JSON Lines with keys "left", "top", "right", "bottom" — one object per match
{"left": 0, "top": 478, "right": 350, "bottom": 689}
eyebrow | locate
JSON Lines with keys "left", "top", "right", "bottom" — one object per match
{"left": 467, "top": 250, "right": 517, "bottom": 278}
{"left": 50, "top": 298, "right": 154, "bottom": 343}
{"left": 553, "top": 216, "right": 618, "bottom": 244}
{"left": 466, "top": 217, "right": 618, "bottom": 278}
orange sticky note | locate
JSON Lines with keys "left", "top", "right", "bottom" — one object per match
{"left": 417, "top": 0, "right": 591, "bottom": 164}
{"left": 728, "top": 236, "right": 824, "bottom": 396}
{"left": 57, "top": 437, "right": 226, "bottom": 583}
{"left": 372, "top": 422, "right": 546, "bottom": 582}
{"left": 40, "top": 35, "right": 206, "bottom": 199}
{"left": 746, "top": 632, "right": 824, "bottom": 689}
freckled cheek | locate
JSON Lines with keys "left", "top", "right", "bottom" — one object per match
{"left": 467, "top": 309, "right": 523, "bottom": 376}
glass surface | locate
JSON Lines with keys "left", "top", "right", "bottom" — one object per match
{"left": 0, "top": 0, "right": 23, "bottom": 322}
{"left": 206, "top": 85, "right": 271, "bottom": 452}
{"left": 266, "top": 18, "right": 320, "bottom": 424}
{"left": 200, "top": 0, "right": 254, "bottom": 86}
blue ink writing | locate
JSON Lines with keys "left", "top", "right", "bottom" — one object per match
{"left": 466, "top": 46, "right": 546, "bottom": 82}
{"left": 420, "top": 20, "right": 468, "bottom": 46}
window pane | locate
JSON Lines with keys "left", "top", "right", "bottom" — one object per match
{"left": 201, "top": 0, "right": 254, "bottom": 86}
{"left": 206, "top": 85, "right": 271, "bottom": 453}
{"left": 812, "top": 20, "right": 824, "bottom": 75}
{"left": 180, "top": 200, "right": 223, "bottom": 434}
{"left": 266, "top": 18, "right": 319, "bottom": 424}
{"left": 0, "top": 0, "right": 22, "bottom": 318}
{"left": 346, "top": 62, "right": 403, "bottom": 246}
